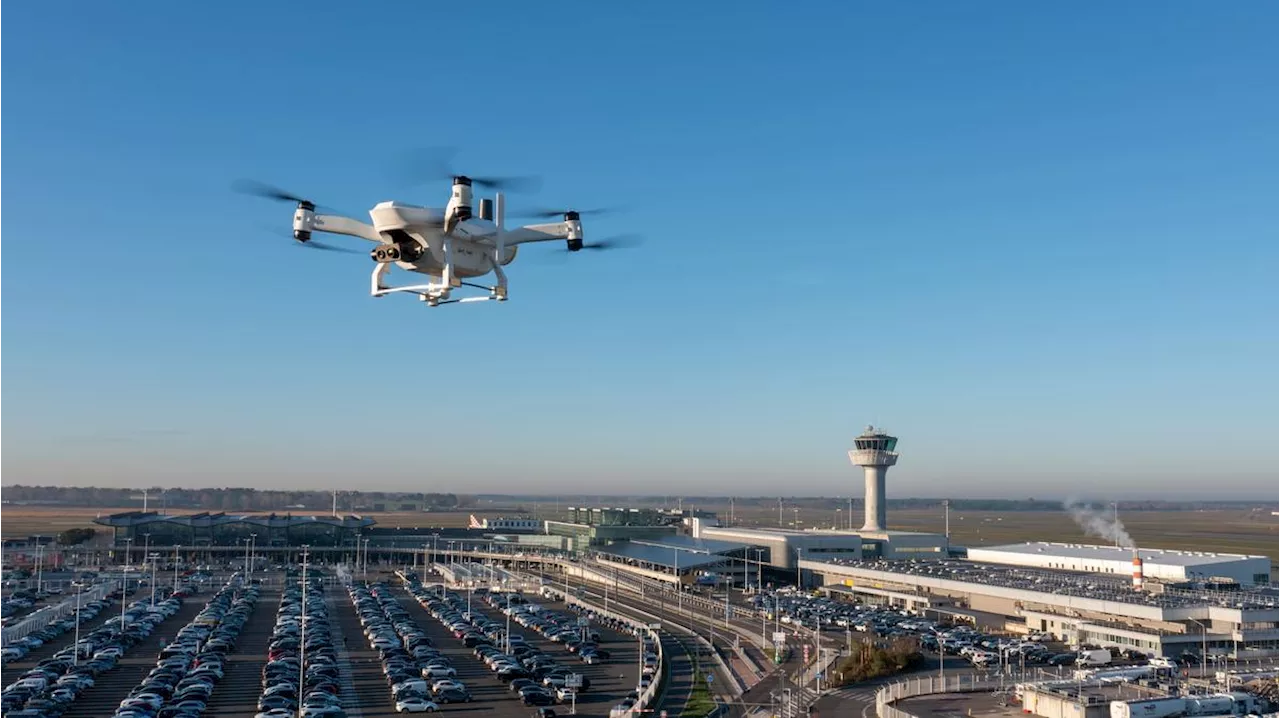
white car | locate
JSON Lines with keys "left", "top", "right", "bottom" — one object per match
{"left": 421, "top": 665, "right": 456, "bottom": 679}
{"left": 395, "top": 698, "right": 441, "bottom": 713}
{"left": 556, "top": 687, "right": 578, "bottom": 702}
{"left": 431, "top": 679, "right": 465, "bottom": 693}
{"left": 393, "top": 679, "right": 430, "bottom": 697}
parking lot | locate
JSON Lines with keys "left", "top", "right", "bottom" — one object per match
{"left": 390, "top": 578, "right": 643, "bottom": 717}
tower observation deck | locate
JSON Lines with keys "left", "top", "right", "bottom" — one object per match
{"left": 848, "top": 426, "right": 899, "bottom": 532}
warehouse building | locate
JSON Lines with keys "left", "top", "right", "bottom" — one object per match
{"left": 968, "top": 542, "right": 1272, "bottom": 586}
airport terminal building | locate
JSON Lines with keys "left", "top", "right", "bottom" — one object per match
{"left": 95, "top": 511, "right": 375, "bottom": 548}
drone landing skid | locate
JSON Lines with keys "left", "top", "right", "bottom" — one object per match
{"left": 370, "top": 262, "right": 508, "bottom": 308}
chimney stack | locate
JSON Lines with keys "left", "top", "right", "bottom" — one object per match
{"left": 1132, "top": 548, "right": 1144, "bottom": 591}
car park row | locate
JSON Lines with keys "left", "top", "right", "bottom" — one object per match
{"left": 1, "top": 574, "right": 223, "bottom": 718}
{"left": 108, "top": 576, "right": 261, "bottom": 718}
{"left": 254, "top": 571, "right": 346, "bottom": 718}
{"left": 348, "top": 580, "right": 447, "bottom": 712}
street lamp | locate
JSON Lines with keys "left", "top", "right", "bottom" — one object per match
{"left": 71, "top": 581, "right": 85, "bottom": 666}
{"left": 1189, "top": 618, "right": 1209, "bottom": 676}
{"left": 148, "top": 553, "right": 160, "bottom": 607}
{"left": 172, "top": 545, "right": 181, "bottom": 593}
{"left": 298, "top": 545, "right": 311, "bottom": 718}
{"left": 119, "top": 566, "right": 132, "bottom": 628}
{"left": 35, "top": 542, "right": 45, "bottom": 595}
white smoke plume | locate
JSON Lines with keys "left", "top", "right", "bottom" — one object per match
{"left": 1063, "top": 498, "right": 1134, "bottom": 549}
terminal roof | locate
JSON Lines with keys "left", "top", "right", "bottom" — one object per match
{"left": 596, "top": 542, "right": 725, "bottom": 571}
{"left": 631, "top": 535, "right": 748, "bottom": 554}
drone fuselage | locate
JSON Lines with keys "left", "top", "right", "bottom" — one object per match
{"left": 368, "top": 201, "right": 516, "bottom": 278}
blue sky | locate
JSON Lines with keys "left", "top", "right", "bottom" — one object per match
{"left": 2, "top": 2, "right": 1275, "bottom": 499}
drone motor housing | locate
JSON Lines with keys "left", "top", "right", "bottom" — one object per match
{"left": 564, "top": 211, "right": 583, "bottom": 251}
{"left": 292, "top": 200, "right": 316, "bottom": 242}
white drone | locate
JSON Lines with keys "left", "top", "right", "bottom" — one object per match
{"left": 238, "top": 170, "right": 632, "bottom": 307}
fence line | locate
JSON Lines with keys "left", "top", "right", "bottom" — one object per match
{"left": 875, "top": 675, "right": 1007, "bottom": 718}
{"left": 2, "top": 581, "right": 119, "bottom": 645}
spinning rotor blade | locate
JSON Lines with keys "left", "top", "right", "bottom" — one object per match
{"left": 251, "top": 222, "right": 363, "bottom": 255}
{"left": 299, "top": 241, "right": 362, "bottom": 254}
{"left": 468, "top": 175, "right": 541, "bottom": 192}
{"left": 232, "top": 179, "right": 309, "bottom": 204}
{"left": 515, "top": 207, "right": 618, "bottom": 219}
{"left": 563, "top": 234, "right": 643, "bottom": 252}
{"left": 395, "top": 147, "right": 542, "bottom": 192}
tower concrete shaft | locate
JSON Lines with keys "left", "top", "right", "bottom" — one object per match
{"left": 848, "top": 426, "right": 900, "bottom": 532}
{"left": 860, "top": 466, "right": 889, "bottom": 532}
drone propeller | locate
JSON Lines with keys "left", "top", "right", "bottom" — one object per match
{"left": 296, "top": 241, "right": 362, "bottom": 254}
{"left": 250, "top": 221, "right": 362, "bottom": 255}
{"left": 515, "top": 207, "right": 618, "bottom": 219}
{"left": 233, "top": 179, "right": 310, "bottom": 205}
{"left": 395, "top": 147, "right": 542, "bottom": 193}
{"left": 563, "top": 234, "right": 643, "bottom": 252}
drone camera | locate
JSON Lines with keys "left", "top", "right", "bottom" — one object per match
{"left": 566, "top": 239, "right": 583, "bottom": 252}
{"left": 371, "top": 230, "right": 426, "bottom": 264}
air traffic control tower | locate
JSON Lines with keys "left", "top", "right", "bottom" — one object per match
{"left": 849, "top": 426, "right": 899, "bottom": 532}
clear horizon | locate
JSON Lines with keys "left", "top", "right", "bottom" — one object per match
{"left": 3, "top": 2, "right": 1276, "bottom": 500}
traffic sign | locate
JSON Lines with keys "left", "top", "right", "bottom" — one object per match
{"left": 576, "top": 617, "right": 590, "bottom": 627}
{"left": 705, "top": 673, "right": 714, "bottom": 684}
{"left": 773, "top": 631, "right": 788, "bottom": 644}
{"left": 565, "top": 673, "right": 583, "bottom": 688}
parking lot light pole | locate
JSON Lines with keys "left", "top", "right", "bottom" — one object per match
{"left": 72, "top": 581, "right": 85, "bottom": 666}
{"left": 172, "top": 545, "right": 181, "bottom": 593}
{"left": 35, "top": 543, "right": 45, "bottom": 595}
{"left": 120, "top": 567, "right": 131, "bottom": 627}
{"left": 149, "top": 553, "right": 160, "bottom": 607}
{"left": 1189, "top": 618, "right": 1208, "bottom": 676}
{"left": 299, "top": 545, "right": 310, "bottom": 718}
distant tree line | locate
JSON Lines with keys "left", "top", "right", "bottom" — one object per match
{"left": 0, "top": 486, "right": 475, "bottom": 513}
{"left": 57, "top": 528, "right": 97, "bottom": 545}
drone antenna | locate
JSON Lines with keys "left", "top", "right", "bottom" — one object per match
{"left": 495, "top": 191, "right": 506, "bottom": 265}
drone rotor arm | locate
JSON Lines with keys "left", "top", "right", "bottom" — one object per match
{"left": 308, "top": 214, "right": 385, "bottom": 243}
{"left": 497, "top": 224, "right": 567, "bottom": 246}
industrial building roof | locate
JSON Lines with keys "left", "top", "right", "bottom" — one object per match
{"left": 631, "top": 535, "right": 747, "bottom": 554}
{"left": 812, "top": 558, "right": 1278, "bottom": 610}
{"left": 973, "top": 542, "right": 1268, "bottom": 566}
{"left": 595, "top": 542, "right": 725, "bottom": 571}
